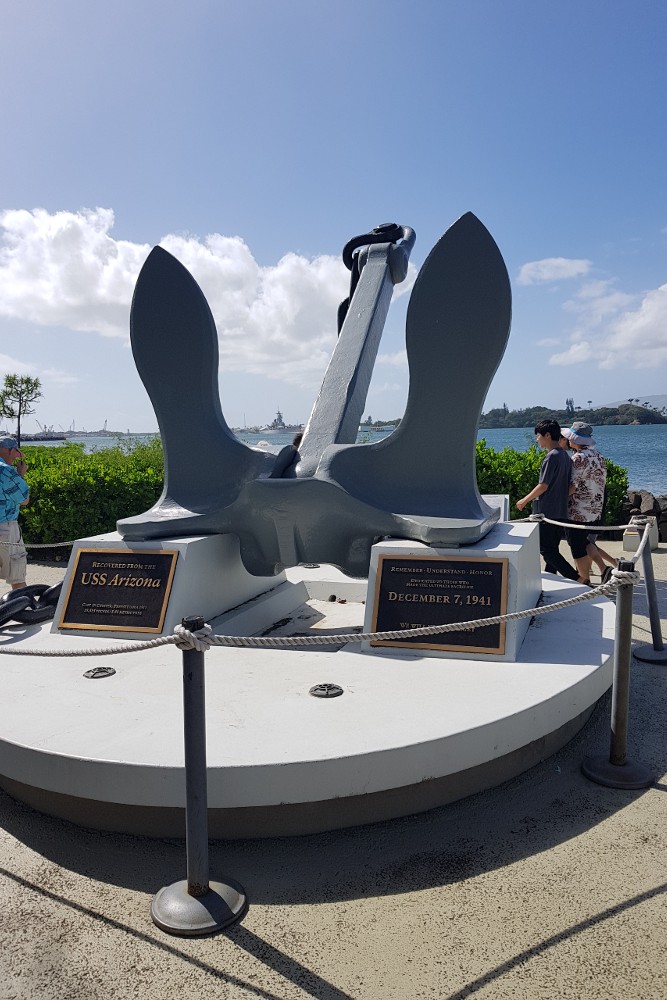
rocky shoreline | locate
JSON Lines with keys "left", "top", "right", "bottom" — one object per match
{"left": 621, "top": 488, "right": 667, "bottom": 541}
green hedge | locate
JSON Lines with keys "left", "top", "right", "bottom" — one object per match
{"left": 20, "top": 439, "right": 164, "bottom": 546}
{"left": 475, "top": 439, "right": 629, "bottom": 523}
{"left": 17, "top": 438, "right": 629, "bottom": 548}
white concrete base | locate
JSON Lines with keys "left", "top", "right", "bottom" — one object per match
{"left": 0, "top": 561, "right": 615, "bottom": 837}
{"left": 364, "top": 522, "right": 541, "bottom": 660}
{"left": 51, "top": 532, "right": 285, "bottom": 639}
{"left": 623, "top": 517, "right": 659, "bottom": 552}
{"left": 483, "top": 494, "right": 511, "bottom": 520}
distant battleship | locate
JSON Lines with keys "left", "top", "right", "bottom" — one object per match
{"left": 264, "top": 410, "right": 303, "bottom": 432}
{"left": 237, "top": 410, "right": 304, "bottom": 434}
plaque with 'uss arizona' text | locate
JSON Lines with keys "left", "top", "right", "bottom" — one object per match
{"left": 59, "top": 548, "right": 179, "bottom": 633}
{"left": 370, "top": 554, "right": 509, "bottom": 654}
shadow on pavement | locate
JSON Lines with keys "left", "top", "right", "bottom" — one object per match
{"left": 2, "top": 653, "right": 666, "bottom": 907}
{"left": 440, "top": 880, "right": 667, "bottom": 1000}
{"left": 0, "top": 866, "right": 354, "bottom": 1000}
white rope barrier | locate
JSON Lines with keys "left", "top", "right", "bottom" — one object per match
{"left": 526, "top": 514, "right": 653, "bottom": 566}
{"left": 0, "top": 538, "right": 72, "bottom": 548}
{"left": 0, "top": 567, "right": 638, "bottom": 657}
{"left": 21, "top": 540, "right": 73, "bottom": 549}
{"left": 524, "top": 512, "right": 650, "bottom": 538}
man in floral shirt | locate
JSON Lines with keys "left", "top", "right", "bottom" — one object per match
{"left": 562, "top": 421, "right": 606, "bottom": 584}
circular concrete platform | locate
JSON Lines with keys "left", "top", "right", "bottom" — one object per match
{"left": 0, "top": 573, "right": 615, "bottom": 837}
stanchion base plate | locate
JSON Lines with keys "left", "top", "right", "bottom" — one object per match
{"left": 633, "top": 644, "right": 667, "bottom": 665}
{"left": 581, "top": 755, "right": 653, "bottom": 790}
{"left": 151, "top": 878, "right": 248, "bottom": 936}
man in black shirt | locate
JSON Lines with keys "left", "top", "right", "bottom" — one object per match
{"left": 516, "top": 418, "right": 579, "bottom": 581}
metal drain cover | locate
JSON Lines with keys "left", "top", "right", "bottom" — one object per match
{"left": 83, "top": 666, "right": 116, "bottom": 679}
{"left": 309, "top": 683, "right": 344, "bottom": 698}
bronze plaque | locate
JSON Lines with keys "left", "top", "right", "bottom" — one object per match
{"left": 59, "top": 548, "right": 179, "bottom": 633}
{"left": 370, "top": 554, "right": 509, "bottom": 654}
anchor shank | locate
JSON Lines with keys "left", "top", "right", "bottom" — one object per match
{"left": 297, "top": 242, "right": 396, "bottom": 478}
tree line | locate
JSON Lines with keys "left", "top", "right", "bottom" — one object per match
{"left": 479, "top": 400, "right": 667, "bottom": 428}
{"left": 364, "top": 399, "right": 667, "bottom": 431}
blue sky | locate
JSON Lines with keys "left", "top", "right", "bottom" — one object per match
{"left": 1, "top": 0, "right": 665, "bottom": 432}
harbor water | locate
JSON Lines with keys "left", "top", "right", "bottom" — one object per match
{"left": 22, "top": 423, "right": 667, "bottom": 495}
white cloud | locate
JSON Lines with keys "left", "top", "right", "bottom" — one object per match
{"left": 391, "top": 263, "right": 417, "bottom": 301}
{"left": 0, "top": 208, "right": 420, "bottom": 390}
{"left": 41, "top": 367, "right": 80, "bottom": 385}
{"left": 549, "top": 341, "right": 595, "bottom": 365}
{"left": 517, "top": 257, "right": 592, "bottom": 285}
{"left": 159, "top": 232, "right": 348, "bottom": 384}
{"left": 368, "top": 381, "right": 403, "bottom": 394}
{"left": 562, "top": 280, "right": 634, "bottom": 326}
{"left": 0, "top": 352, "right": 78, "bottom": 390}
{"left": 601, "top": 283, "right": 667, "bottom": 367}
{"left": 377, "top": 349, "right": 407, "bottom": 367}
{"left": 0, "top": 352, "right": 32, "bottom": 375}
{"left": 0, "top": 208, "right": 147, "bottom": 338}
{"left": 550, "top": 281, "right": 667, "bottom": 370}
{"left": 572, "top": 279, "right": 615, "bottom": 300}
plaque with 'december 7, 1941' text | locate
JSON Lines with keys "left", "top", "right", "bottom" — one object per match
{"left": 370, "top": 554, "right": 509, "bottom": 654}
{"left": 58, "top": 549, "right": 179, "bottom": 633}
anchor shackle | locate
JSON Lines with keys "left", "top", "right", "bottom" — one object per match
{"left": 342, "top": 223, "right": 415, "bottom": 272}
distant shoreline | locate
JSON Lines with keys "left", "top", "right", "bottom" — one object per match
{"left": 478, "top": 421, "right": 667, "bottom": 430}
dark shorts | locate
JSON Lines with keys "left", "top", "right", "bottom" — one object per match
{"left": 566, "top": 522, "right": 597, "bottom": 559}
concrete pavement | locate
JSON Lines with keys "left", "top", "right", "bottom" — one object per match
{"left": 1, "top": 541, "right": 666, "bottom": 999}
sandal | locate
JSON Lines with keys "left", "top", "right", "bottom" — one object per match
{"left": 601, "top": 566, "right": 613, "bottom": 584}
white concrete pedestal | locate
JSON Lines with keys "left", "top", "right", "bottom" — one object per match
{"left": 623, "top": 517, "right": 659, "bottom": 552}
{"left": 51, "top": 532, "right": 285, "bottom": 639}
{"left": 0, "top": 556, "right": 614, "bottom": 837}
{"left": 363, "top": 522, "right": 541, "bottom": 661}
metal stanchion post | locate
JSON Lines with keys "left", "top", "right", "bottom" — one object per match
{"left": 151, "top": 616, "right": 247, "bottom": 935}
{"left": 633, "top": 543, "right": 667, "bottom": 664}
{"left": 582, "top": 562, "right": 653, "bottom": 789}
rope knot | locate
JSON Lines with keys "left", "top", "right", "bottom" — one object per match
{"left": 611, "top": 567, "right": 641, "bottom": 586}
{"left": 173, "top": 623, "right": 213, "bottom": 651}
{"left": 527, "top": 513, "right": 544, "bottom": 522}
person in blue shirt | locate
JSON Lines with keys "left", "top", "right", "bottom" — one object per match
{"left": 516, "top": 418, "right": 580, "bottom": 582}
{"left": 0, "top": 435, "right": 29, "bottom": 590}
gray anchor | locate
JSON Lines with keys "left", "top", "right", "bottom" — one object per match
{"left": 118, "top": 213, "right": 512, "bottom": 577}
